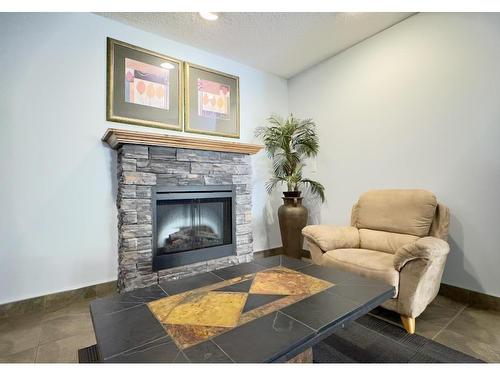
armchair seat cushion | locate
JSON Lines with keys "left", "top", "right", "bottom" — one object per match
{"left": 323, "top": 248, "right": 399, "bottom": 297}
{"left": 359, "top": 228, "right": 419, "bottom": 254}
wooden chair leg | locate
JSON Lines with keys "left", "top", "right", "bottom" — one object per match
{"left": 400, "top": 315, "right": 415, "bottom": 334}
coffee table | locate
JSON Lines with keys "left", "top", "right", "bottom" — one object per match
{"left": 90, "top": 255, "right": 394, "bottom": 363}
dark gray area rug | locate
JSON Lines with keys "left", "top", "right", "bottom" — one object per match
{"left": 79, "top": 313, "right": 484, "bottom": 363}
{"left": 313, "top": 314, "right": 484, "bottom": 363}
{"left": 78, "top": 344, "right": 100, "bottom": 363}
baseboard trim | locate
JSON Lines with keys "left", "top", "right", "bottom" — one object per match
{"left": 253, "top": 247, "right": 283, "bottom": 259}
{"left": 0, "top": 280, "right": 117, "bottom": 319}
{"left": 438, "top": 283, "right": 500, "bottom": 311}
{"left": 0, "top": 248, "right": 293, "bottom": 319}
{"left": 254, "top": 247, "right": 311, "bottom": 259}
{"left": 3, "top": 251, "right": 496, "bottom": 319}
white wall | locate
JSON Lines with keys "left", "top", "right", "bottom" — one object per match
{"left": 0, "top": 13, "right": 287, "bottom": 304}
{"left": 3, "top": 12, "right": 498, "bottom": 304}
{"left": 288, "top": 13, "right": 500, "bottom": 297}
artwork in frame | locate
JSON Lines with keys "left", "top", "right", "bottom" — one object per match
{"left": 107, "top": 38, "right": 183, "bottom": 130}
{"left": 184, "top": 63, "right": 240, "bottom": 138}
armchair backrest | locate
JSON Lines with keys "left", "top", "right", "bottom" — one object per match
{"left": 351, "top": 189, "right": 450, "bottom": 254}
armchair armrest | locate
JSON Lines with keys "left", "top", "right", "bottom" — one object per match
{"left": 302, "top": 225, "right": 360, "bottom": 252}
{"left": 394, "top": 237, "right": 450, "bottom": 318}
{"left": 394, "top": 236, "right": 450, "bottom": 271}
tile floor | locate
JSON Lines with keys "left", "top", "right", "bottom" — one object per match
{"left": 370, "top": 295, "right": 500, "bottom": 362}
{"left": 1, "top": 282, "right": 499, "bottom": 363}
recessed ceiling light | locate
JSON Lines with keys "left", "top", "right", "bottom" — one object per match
{"left": 160, "top": 62, "right": 175, "bottom": 69}
{"left": 199, "top": 12, "right": 218, "bottom": 21}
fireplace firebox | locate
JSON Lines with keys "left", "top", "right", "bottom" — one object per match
{"left": 152, "top": 185, "right": 236, "bottom": 271}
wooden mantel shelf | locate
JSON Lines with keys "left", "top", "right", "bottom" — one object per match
{"left": 102, "top": 128, "right": 263, "bottom": 155}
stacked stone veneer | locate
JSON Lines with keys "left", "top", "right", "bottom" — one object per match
{"left": 116, "top": 144, "right": 254, "bottom": 292}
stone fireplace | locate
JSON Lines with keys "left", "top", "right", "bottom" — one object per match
{"left": 103, "top": 129, "right": 262, "bottom": 292}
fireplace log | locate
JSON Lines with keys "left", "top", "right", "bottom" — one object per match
{"left": 164, "top": 226, "right": 223, "bottom": 252}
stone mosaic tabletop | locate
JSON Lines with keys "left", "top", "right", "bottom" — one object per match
{"left": 90, "top": 256, "right": 394, "bottom": 363}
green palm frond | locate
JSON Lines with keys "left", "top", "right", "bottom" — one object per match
{"left": 256, "top": 114, "right": 326, "bottom": 202}
{"left": 265, "top": 176, "right": 285, "bottom": 194}
{"left": 300, "top": 179, "right": 326, "bottom": 202}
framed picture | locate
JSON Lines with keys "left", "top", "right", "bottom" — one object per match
{"left": 184, "top": 63, "right": 240, "bottom": 138}
{"left": 107, "top": 38, "right": 183, "bottom": 131}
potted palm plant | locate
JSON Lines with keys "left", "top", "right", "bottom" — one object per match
{"left": 256, "top": 114, "right": 325, "bottom": 259}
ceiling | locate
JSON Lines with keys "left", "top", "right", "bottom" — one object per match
{"left": 98, "top": 12, "right": 415, "bottom": 78}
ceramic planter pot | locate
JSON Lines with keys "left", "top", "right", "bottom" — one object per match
{"left": 278, "top": 191, "right": 308, "bottom": 259}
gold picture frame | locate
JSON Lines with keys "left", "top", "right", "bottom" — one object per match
{"left": 107, "top": 38, "right": 183, "bottom": 131}
{"left": 184, "top": 62, "right": 240, "bottom": 138}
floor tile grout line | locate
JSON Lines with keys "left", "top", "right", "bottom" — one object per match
{"left": 431, "top": 303, "right": 468, "bottom": 340}
{"left": 39, "top": 323, "right": 95, "bottom": 347}
{"left": 33, "top": 319, "right": 44, "bottom": 363}
{"left": 1, "top": 301, "right": 94, "bottom": 363}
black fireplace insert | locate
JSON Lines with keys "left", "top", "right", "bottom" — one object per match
{"left": 152, "top": 185, "right": 236, "bottom": 270}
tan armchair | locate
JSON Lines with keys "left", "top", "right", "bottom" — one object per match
{"left": 302, "top": 189, "right": 450, "bottom": 334}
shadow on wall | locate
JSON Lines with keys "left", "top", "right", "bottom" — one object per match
{"left": 252, "top": 149, "right": 282, "bottom": 250}
{"left": 109, "top": 147, "right": 118, "bottom": 204}
{"left": 301, "top": 190, "right": 323, "bottom": 252}
{"left": 302, "top": 189, "right": 322, "bottom": 226}
{"left": 264, "top": 188, "right": 283, "bottom": 247}
{"left": 444, "top": 212, "right": 484, "bottom": 293}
